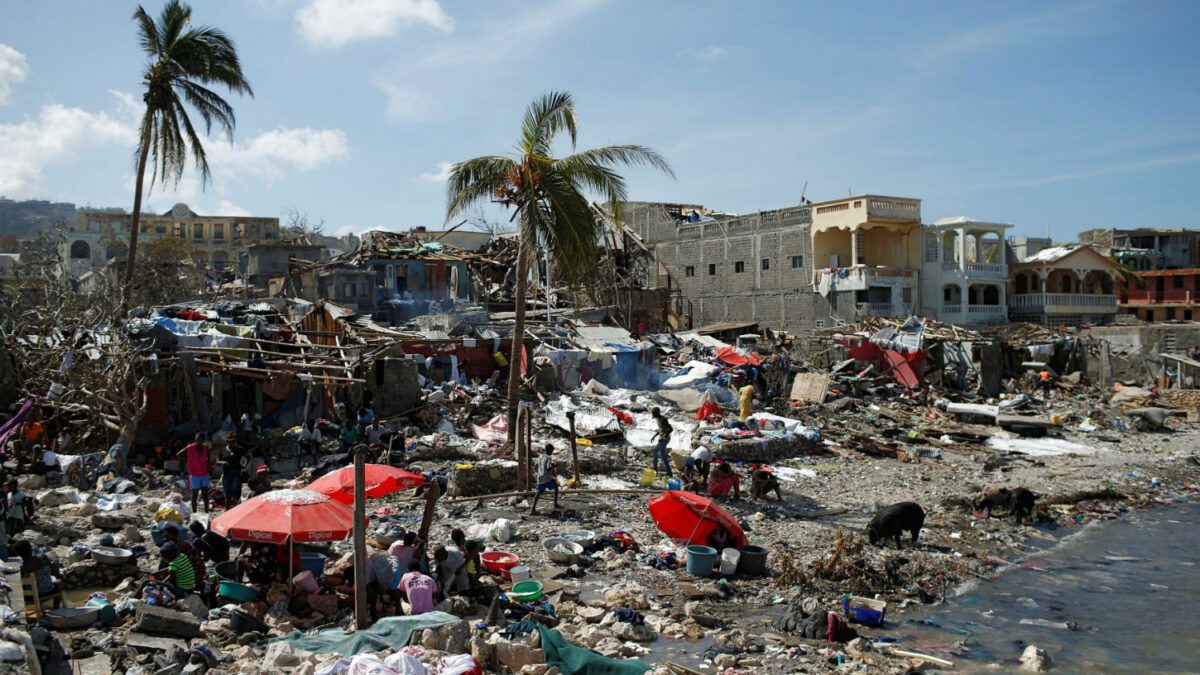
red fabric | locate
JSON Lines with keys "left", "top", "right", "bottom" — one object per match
{"left": 306, "top": 465, "right": 425, "bottom": 504}
{"left": 211, "top": 488, "right": 358, "bottom": 544}
{"left": 607, "top": 407, "right": 633, "bottom": 424}
{"left": 647, "top": 490, "right": 746, "bottom": 548}
{"left": 695, "top": 400, "right": 721, "bottom": 421}
{"left": 715, "top": 346, "right": 761, "bottom": 367}
{"left": 840, "top": 339, "right": 925, "bottom": 386}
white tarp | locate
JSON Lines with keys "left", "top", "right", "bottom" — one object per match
{"left": 984, "top": 436, "right": 1101, "bottom": 456}
{"left": 662, "top": 360, "right": 721, "bottom": 389}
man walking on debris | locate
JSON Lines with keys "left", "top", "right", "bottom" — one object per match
{"left": 650, "top": 408, "right": 673, "bottom": 479}
{"left": 530, "top": 443, "right": 560, "bottom": 514}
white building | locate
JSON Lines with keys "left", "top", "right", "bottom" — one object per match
{"left": 919, "top": 217, "right": 1011, "bottom": 325}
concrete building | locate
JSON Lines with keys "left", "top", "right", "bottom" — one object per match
{"left": 810, "top": 195, "right": 923, "bottom": 322}
{"left": 624, "top": 201, "right": 818, "bottom": 332}
{"left": 246, "top": 243, "right": 325, "bottom": 291}
{"left": 1007, "top": 236, "right": 1052, "bottom": 263}
{"left": 1119, "top": 268, "right": 1200, "bottom": 322}
{"left": 1077, "top": 227, "right": 1200, "bottom": 271}
{"left": 64, "top": 202, "right": 280, "bottom": 277}
{"left": 919, "top": 217, "right": 1011, "bottom": 325}
{"left": 624, "top": 194, "right": 921, "bottom": 332}
{"left": 1008, "top": 244, "right": 1119, "bottom": 326}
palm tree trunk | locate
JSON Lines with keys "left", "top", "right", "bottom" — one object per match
{"left": 506, "top": 244, "right": 529, "bottom": 454}
{"left": 124, "top": 122, "right": 153, "bottom": 297}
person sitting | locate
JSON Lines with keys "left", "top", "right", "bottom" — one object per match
{"left": 189, "top": 521, "right": 230, "bottom": 563}
{"left": 399, "top": 559, "right": 436, "bottom": 615}
{"left": 750, "top": 468, "right": 783, "bottom": 501}
{"left": 297, "top": 420, "right": 322, "bottom": 468}
{"left": 250, "top": 465, "right": 273, "bottom": 496}
{"left": 705, "top": 524, "right": 735, "bottom": 553}
{"left": 157, "top": 542, "right": 196, "bottom": 597}
{"left": 363, "top": 419, "right": 386, "bottom": 451}
{"left": 239, "top": 542, "right": 279, "bottom": 585}
{"left": 389, "top": 532, "right": 420, "bottom": 574}
{"left": 708, "top": 462, "right": 741, "bottom": 499}
{"left": 338, "top": 420, "right": 361, "bottom": 454}
{"left": 14, "top": 539, "right": 60, "bottom": 597}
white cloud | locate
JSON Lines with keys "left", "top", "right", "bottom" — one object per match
{"left": 0, "top": 43, "right": 28, "bottom": 105}
{"left": 0, "top": 103, "right": 134, "bottom": 197}
{"left": 419, "top": 161, "right": 452, "bottom": 183}
{"left": 685, "top": 45, "right": 726, "bottom": 62}
{"left": 216, "top": 200, "right": 252, "bottom": 217}
{"left": 210, "top": 127, "right": 351, "bottom": 184}
{"left": 296, "top": 0, "right": 453, "bottom": 47}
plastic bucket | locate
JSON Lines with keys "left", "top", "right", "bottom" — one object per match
{"left": 214, "top": 561, "right": 239, "bottom": 582}
{"left": 509, "top": 565, "right": 531, "bottom": 583}
{"left": 666, "top": 478, "right": 682, "bottom": 491}
{"left": 640, "top": 469, "right": 656, "bottom": 487}
{"left": 685, "top": 545, "right": 717, "bottom": 576}
{"left": 719, "top": 548, "right": 741, "bottom": 577}
{"left": 299, "top": 552, "right": 327, "bottom": 578}
{"left": 293, "top": 570, "right": 319, "bottom": 594}
{"left": 85, "top": 598, "right": 116, "bottom": 625}
{"left": 736, "top": 545, "right": 769, "bottom": 576}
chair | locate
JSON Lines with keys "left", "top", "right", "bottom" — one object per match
{"left": 21, "top": 574, "right": 64, "bottom": 620}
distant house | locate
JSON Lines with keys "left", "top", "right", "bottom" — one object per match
{"left": 1008, "top": 244, "right": 1119, "bottom": 326}
{"left": 246, "top": 242, "right": 325, "bottom": 291}
{"left": 919, "top": 217, "right": 1011, "bottom": 325}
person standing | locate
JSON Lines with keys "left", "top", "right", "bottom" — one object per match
{"left": 1038, "top": 370, "right": 1053, "bottom": 397}
{"left": 738, "top": 384, "right": 756, "bottom": 423}
{"left": 218, "top": 435, "right": 245, "bottom": 507}
{"left": 179, "top": 434, "right": 211, "bottom": 515}
{"left": 529, "top": 443, "right": 559, "bottom": 514}
{"left": 650, "top": 408, "right": 673, "bottom": 479}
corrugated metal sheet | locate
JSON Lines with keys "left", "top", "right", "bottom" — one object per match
{"left": 574, "top": 325, "right": 636, "bottom": 347}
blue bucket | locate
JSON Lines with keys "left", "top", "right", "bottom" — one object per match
{"left": 666, "top": 478, "right": 682, "bottom": 491}
{"left": 685, "top": 545, "right": 717, "bottom": 576}
{"left": 299, "top": 552, "right": 327, "bottom": 577}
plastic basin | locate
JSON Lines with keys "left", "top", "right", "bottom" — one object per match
{"left": 685, "top": 545, "right": 717, "bottom": 576}
{"left": 218, "top": 580, "right": 258, "bottom": 603}
{"left": 542, "top": 538, "right": 583, "bottom": 564}
{"left": 510, "top": 580, "right": 544, "bottom": 602}
{"left": 214, "top": 560, "right": 240, "bottom": 582}
{"left": 480, "top": 551, "right": 519, "bottom": 574}
{"left": 230, "top": 609, "right": 270, "bottom": 634}
{"left": 91, "top": 546, "right": 134, "bottom": 566}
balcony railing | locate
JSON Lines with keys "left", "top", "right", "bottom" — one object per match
{"left": 942, "top": 305, "right": 962, "bottom": 314}
{"left": 968, "top": 304, "right": 1003, "bottom": 313}
{"left": 857, "top": 302, "right": 903, "bottom": 316}
{"left": 965, "top": 262, "right": 1003, "bottom": 274}
{"left": 1122, "top": 290, "right": 1193, "bottom": 305}
{"left": 1009, "top": 293, "right": 1117, "bottom": 310}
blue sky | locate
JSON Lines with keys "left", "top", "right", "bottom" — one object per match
{"left": 0, "top": 0, "right": 1196, "bottom": 239}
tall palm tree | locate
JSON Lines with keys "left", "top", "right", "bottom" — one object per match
{"left": 446, "top": 91, "right": 673, "bottom": 449}
{"left": 125, "top": 0, "right": 252, "bottom": 288}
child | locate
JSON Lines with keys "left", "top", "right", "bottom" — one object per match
{"left": 529, "top": 444, "right": 559, "bottom": 515}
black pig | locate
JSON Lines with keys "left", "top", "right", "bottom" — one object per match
{"left": 975, "top": 487, "right": 1036, "bottom": 522}
{"left": 866, "top": 501, "right": 925, "bottom": 547}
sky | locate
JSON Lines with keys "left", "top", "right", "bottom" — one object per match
{"left": 0, "top": 0, "right": 1197, "bottom": 240}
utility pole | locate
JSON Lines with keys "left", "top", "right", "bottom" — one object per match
{"left": 352, "top": 447, "right": 368, "bottom": 629}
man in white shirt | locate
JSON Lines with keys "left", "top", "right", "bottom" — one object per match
{"left": 684, "top": 445, "right": 714, "bottom": 483}
{"left": 364, "top": 420, "right": 386, "bottom": 448}
{"left": 297, "top": 420, "right": 322, "bottom": 467}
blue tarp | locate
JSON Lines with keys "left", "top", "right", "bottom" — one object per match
{"left": 269, "top": 612, "right": 459, "bottom": 655}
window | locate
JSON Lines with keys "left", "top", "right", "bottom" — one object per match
{"left": 761, "top": 258, "right": 770, "bottom": 270}
{"left": 155, "top": 222, "right": 167, "bottom": 234}
{"left": 87, "top": 219, "right": 101, "bottom": 231}
{"left": 815, "top": 319, "right": 826, "bottom": 329}
{"left": 924, "top": 234, "right": 939, "bottom": 263}
{"left": 193, "top": 223, "right": 205, "bottom": 239}
{"left": 140, "top": 222, "right": 152, "bottom": 233}
{"left": 708, "top": 264, "right": 716, "bottom": 276}
{"left": 174, "top": 223, "right": 185, "bottom": 238}
{"left": 685, "top": 266, "right": 695, "bottom": 277}
{"left": 791, "top": 255, "right": 803, "bottom": 268}
{"left": 1173, "top": 276, "right": 1184, "bottom": 289}
{"left": 212, "top": 223, "right": 225, "bottom": 240}
{"left": 69, "top": 240, "right": 90, "bottom": 259}
{"left": 734, "top": 261, "right": 745, "bottom": 273}
{"left": 233, "top": 223, "right": 244, "bottom": 239}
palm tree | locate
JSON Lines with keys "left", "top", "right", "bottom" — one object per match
{"left": 446, "top": 91, "right": 673, "bottom": 449}
{"left": 125, "top": 0, "right": 252, "bottom": 288}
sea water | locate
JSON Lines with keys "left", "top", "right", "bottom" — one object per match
{"left": 904, "top": 501, "right": 1199, "bottom": 673}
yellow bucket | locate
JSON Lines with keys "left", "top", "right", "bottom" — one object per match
{"left": 1050, "top": 414, "right": 1062, "bottom": 425}
{"left": 640, "top": 468, "right": 657, "bottom": 487}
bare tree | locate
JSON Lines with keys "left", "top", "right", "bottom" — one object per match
{"left": 282, "top": 206, "right": 326, "bottom": 242}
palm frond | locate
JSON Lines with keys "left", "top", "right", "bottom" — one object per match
{"left": 178, "top": 80, "right": 236, "bottom": 138}
{"left": 132, "top": 6, "right": 161, "bottom": 57}
{"left": 519, "top": 91, "right": 577, "bottom": 156}
{"left": 445, "top": 156, "right": 517, "bottom": 221}
{"left": 173, "top": 98, "right": 212, "bottom": 186}
{"left": 158, "top": 0, "right": 190, "bottom": 50}
{"left": 536, "top": 170, "right": 600, "bottom": 286}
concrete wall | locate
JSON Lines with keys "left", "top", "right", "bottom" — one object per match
{"left": 629, "top": 203, "right": 820, "bottom": 332}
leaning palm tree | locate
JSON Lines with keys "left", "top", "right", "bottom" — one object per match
{"left": 446, "top": 91, "right": 673, "bottom": 450}
{"left": 124, "top": 0, "right": 252, "bottom": 288}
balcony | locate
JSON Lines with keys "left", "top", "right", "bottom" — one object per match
{"left": 856, "top": 302, "right": 906, "bottom": 317}
{"left": 1122, "top": 290, "right": 1194, "bottom": 305}
{"left": 816, "top": 266, "right": 917, "bottom": 292}
{"left": 938, "top": 260, "right": 1006, "bottom": 279}
{"left": 1009, "top": 293, "right": 1117, "bottom": 314}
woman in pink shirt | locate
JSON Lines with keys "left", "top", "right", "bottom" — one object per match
{"left": 399, "top": 559, "right": 436, "bottom": 615}
{"left": 178, "top": 434, "right": 211, "bottom": 514}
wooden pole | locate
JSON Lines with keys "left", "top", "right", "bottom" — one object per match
{"left": 352, "top": 449, "right": 368, "bottom": 629}
{"left": 524, "top": 405, "right": 533, "bottom": 490}
{"left": 566, "top": 410, "right": 581, "bottom": 486}
{"left": 417, "top": 476, "right": 440, "bottom": 549}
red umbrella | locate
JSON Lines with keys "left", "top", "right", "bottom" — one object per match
{"left": 306, "top": 464, "right": 425, "bottom": 504}
{"left": 648, "top": 490, "right": 746, "bottom": 548}
{"left": 211, "top": 488, "right": 357, "bottom": 544}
